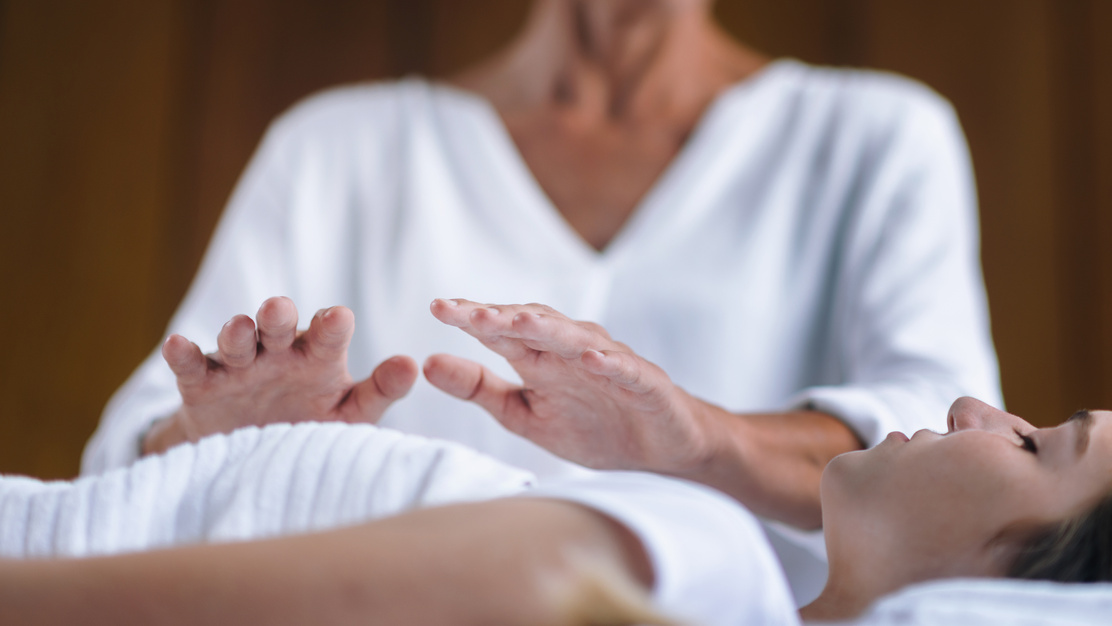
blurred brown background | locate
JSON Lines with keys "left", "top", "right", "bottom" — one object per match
{"left": 1, "top": 0, "right": 1109, "bottom": 479}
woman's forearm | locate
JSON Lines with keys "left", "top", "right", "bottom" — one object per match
{"left": 0, "top": 499, "right": 655, "bottom": 626}
{"left": 677, "top": 400, "right": 864, "bottom": 530}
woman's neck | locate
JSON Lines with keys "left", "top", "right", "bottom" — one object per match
{"left": 799, "top": 534, "right": 917, "bottom": 622}
{"left": 801, "top": 538, "right": 1000, "bottom": 621}
{"left": 799, "top": 579, "right": 877, "bottom": 623}
{"left": 453, "top": 0, "right": 766, "bottom": 125}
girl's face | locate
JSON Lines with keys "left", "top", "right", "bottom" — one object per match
{"left": 823, "top": 398, "right": 1112, "bottom": 578}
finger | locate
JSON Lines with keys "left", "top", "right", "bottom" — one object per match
{"left": 430, "top": 300, "right": 533, "bottom": 360}
{"left": 162, "top": 334, "right": 209, "bottom": 386}
{"left": 580, "top": 349, "right": 660, "bottom": 395}
{"left": 429, "top": 298, "right": 480, "bottom": 328}
{"left": 423, "top": 354, "right": 529, "bottom": 423}
{"left": 465, "top": 308, "right": 535, "bottom": 360}
{"left": 431, "top": 299, "right": 518, "bottom": 340}
{"left": 256, "top": 296, "right": 298, "bottom": 352}
{"left": 430, "top": 299, "right": 570, "bottom": 332}
{"left": 303, "top": 306, "right": 354, "bottom": 362}
{"left": 344, "top": 355, "right": 419, "bottom": 423}
{"left": 216, "top": 314, "right": 258, "bottom": 368}
{"left": 501, "top": 311, "right": 611, "bottom": 359}
{"left": 577, "top": 320, "right": 613, "bottom": 340}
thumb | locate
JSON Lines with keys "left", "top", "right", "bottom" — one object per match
{"left": 342, "top": 355, "right": 419, "bottom": 423}
{"left": 423, "top": 353, "right": 528, "bottom": 424}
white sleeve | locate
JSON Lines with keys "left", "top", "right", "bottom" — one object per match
{"left": 7, "top": 422, "right": 534, "bottom": 558}
{"left": 526, "top": 472, "right": 800, "bottom": 626}
{"left": 80, "top": 114, "right": 304, "bottom": 475}
{"left": 788, "top": 91, "right": 1002, "bottom": 446}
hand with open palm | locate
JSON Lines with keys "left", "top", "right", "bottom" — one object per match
{"left": 423, "top": 299, "right": 717, "bottom": 474}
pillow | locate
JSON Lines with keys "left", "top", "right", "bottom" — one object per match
{"left": 847, "top": 578, "right": 1112, "bottom": 625}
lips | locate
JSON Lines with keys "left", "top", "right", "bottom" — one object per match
{"left": 885, "top": 431, "right": 910, "bottom": 443}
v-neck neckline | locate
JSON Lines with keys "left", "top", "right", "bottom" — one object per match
{"left": 430, "top": 58, "right": 796, "bottom": 266}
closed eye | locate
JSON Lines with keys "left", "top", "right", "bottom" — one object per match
{"left": 1015, "top": 429, "right": 1038, "bottom": 454}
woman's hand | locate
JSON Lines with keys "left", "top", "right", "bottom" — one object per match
{"left": 144, "top": 297, "right": 418, "bottom": 455}
{"left": 424, "top": 299, "right": 719, "bottom": 474}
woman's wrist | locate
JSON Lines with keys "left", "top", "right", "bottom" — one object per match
{"left": 656, "top": 391, "right": 738, "bottom": 480}
{"left": 139, "top": 411, "right": 194, "bottom": 457}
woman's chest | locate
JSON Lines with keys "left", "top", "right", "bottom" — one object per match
{"left": 506, "top": 117, "right": 690, "bottom": 251}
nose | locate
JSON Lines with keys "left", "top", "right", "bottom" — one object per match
{"left": 947, "top": 396, "right": 1017, "bottom": 434}
{"left": 947, "top": 396, "right": 1037, "bottom": 437}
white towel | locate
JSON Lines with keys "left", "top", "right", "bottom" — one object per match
{"left": 0, "top": 422, "right": 536, "bottom": 559}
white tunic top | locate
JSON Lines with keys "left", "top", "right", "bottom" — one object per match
{"left": 82, "top": 58, "right": 1002, "bottom": 602}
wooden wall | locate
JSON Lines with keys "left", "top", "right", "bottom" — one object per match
{"left": 1, "top": 0, "right": 1109, "bottom": 478}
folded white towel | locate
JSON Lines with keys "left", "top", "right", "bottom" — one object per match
{"left": 0, "top": 422, "right": 535, "bottom": 559}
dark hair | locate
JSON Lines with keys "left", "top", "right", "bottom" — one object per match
{"left": 1007, "top": 491, "right": 1112, "bottom": 582}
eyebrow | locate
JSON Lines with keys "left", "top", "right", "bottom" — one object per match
{"left": 1066, "top": 409, "right": 1094, "bottom": 455}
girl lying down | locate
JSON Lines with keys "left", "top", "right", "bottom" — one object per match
{"left": 1, "top": 400, "right": 1111, "bottom": 624}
